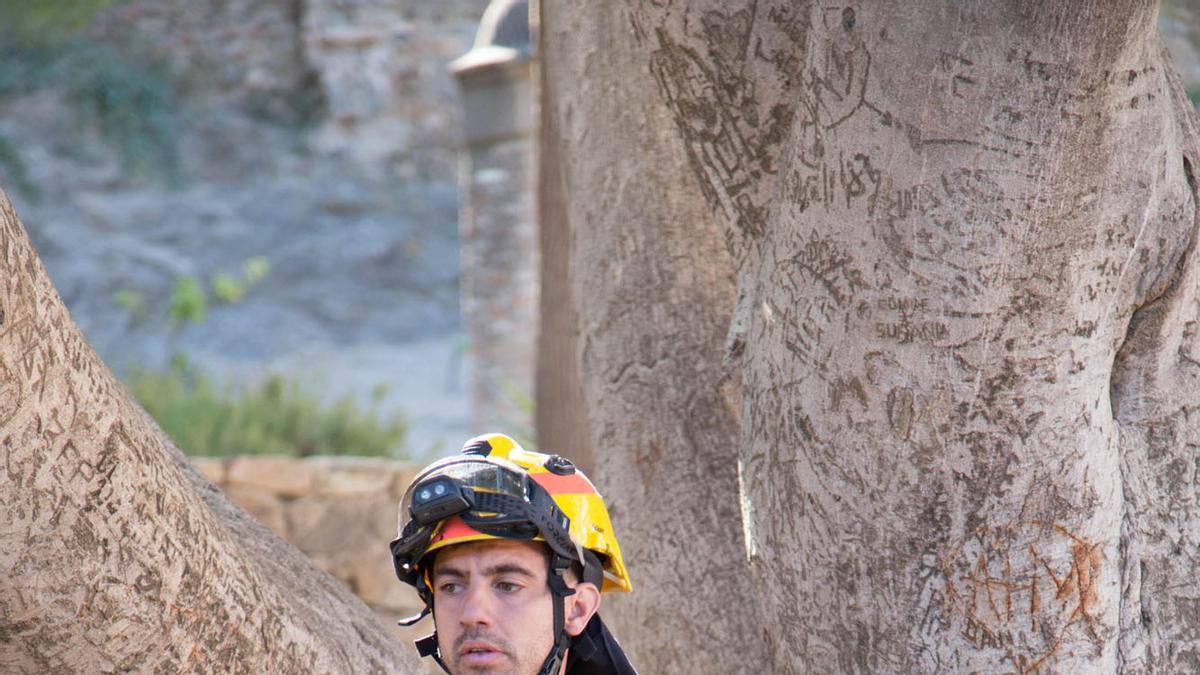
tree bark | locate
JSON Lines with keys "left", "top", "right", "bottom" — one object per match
{"left": 553, "top": 1, "right": 1200, "bottom": 672}
{"left": 533, "top": 0, "right": 596, "bottom": 473}
{"left": 0, "top": 192, "right": 417, "bottom": 671}
{"left": 540, "top": 2, "right": 770, "bottom": 673}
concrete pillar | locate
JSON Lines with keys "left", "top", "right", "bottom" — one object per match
{"left": 450, "top": 0, "right": 535, "bottom": 439}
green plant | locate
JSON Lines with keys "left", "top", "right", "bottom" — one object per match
{"left": 0, "top": 134, "right": 39, "bottom": 200}
{"left": 242, "top": 256, "right": 269, "bottom": 284}
{"left": 113, "top": 288, "right": 147, "bottom": 324}
{"left": 209, "top": 257, "right": 268, "bottom": 304}
{"left": 0, "top": 2, "right": 122, "bottom": 50}
{"left": 0, "top": 6, "right": 182, "bottom": 185}
{"left": 118, "top": 258, "right": 408, "bottom": 458}
{"left": 168, "top": 276, "right": 207, "bottom": 327}
{"left": 120, "top": 257, "right": 270, "bottom": 332}
{"left": 210, "top": 273, "right": 245, "bottom": 303}
{"left": 129, "top": 367, "right": 408, "bottom": 458}
{"left": 60, "top": 42, "right": 181, "bottom": 183}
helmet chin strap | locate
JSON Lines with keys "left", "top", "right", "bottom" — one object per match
{"left": 415, "top": 631, "right": 450, "bottom": 673}
{"left": 537, "top": 552, "right": 576, "bottom": 675}
{"left": 408, "top": 571, "right": 452, "bottom": 674}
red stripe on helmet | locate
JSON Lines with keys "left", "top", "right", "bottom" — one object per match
{"left": 430, "top": 515, "right": 482, "bottom": 544}
{"left": 529, "top": 471, "right": 594, "bottom": 495}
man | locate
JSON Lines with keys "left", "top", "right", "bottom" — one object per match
{"left": 390, "top": 433, "right": 638, "bottom": 675}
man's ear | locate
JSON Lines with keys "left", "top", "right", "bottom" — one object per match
{"left": 563, "top": 582, "right": 601, "bottom": 636}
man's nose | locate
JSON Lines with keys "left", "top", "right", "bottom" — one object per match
{"left": 458, "top": 583, "right": 495, "bottom": 626}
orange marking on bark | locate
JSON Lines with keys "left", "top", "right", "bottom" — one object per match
{"left": 1033, "top": 545, "right": 1065, "bottom": 595}
{"left": 1004, "top": 549, "right": 1014, "bottom": 622}
{"left": 1027, "top": 550, "right": 1039, "bottom": 633}
{"left": 1022, "top": 639, "right": 1061, "bottom": 674}
{"left": 1070, "top": 539, "right": 1102, "bottom": 618}
{"left": 977, "top": 551, "right": 1002, "bottom": 623}
{"left": 940, "top": 521, "right": 1106, "bottom": 672}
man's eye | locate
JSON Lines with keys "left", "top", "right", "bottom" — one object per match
{"left": 438, "top": 582, "right": 462, "bottom": 594}
{"left": 495, "top": 581, "right": 520, "bottom": 593}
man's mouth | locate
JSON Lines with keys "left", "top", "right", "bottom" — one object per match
{"left": 458, "top": 641, "right": 506, "bottom": 666}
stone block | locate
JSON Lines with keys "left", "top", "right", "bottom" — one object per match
{"left": 352, "top": 547, "right": 422, "bottom": 612}
{"left": 390, "top": 465, "right": 422, "bottom": 501}
{"left": 191, "top": 457, "right": 227, "bottom": 486}
{"left": 223, "top": 486, "right": 288, "bottom": 539}
{"left": 286, "top": 494, "right": 395, "bottom": 555}
{"left": 226, "top": 456, "right": 315, "bottom": 498}
{"left": 310, "top": 456, "right": 403, "bottom": 498}
{"left": 305, "top": 552, "right": 345, "bottom": 582}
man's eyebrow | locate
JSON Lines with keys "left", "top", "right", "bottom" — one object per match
{"left": 431, "top": 562, "right": 538, "bottom": 580}
{"left": 482, "top": 563, "right": 537, "bottom": 578}
{"left": 432, "top": 565, "right": 467, "bottom": 580}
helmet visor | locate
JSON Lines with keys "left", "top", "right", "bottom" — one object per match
{"left": 399, "top": 457, "right": 529, "bottom": 528}
{"left": 391, "top": 457, "right": 576, "bottom": 582}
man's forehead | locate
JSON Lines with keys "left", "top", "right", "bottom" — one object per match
{"left": 432, "top": 539, "right": 550, "bottom": 574}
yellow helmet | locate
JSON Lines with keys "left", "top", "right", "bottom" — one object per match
{"left": 390, "top": 432, "right": 631, "bottom": 593}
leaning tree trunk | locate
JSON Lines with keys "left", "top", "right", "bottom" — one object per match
{"left": 552, "top": 1, "right": 1200, "bottom": 672}
{"left": 0, "top": 192, "right": 418, "bottom": 671}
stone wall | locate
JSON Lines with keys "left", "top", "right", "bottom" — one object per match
{"left": 191, "top": 455, "right": 426, "bottom": 637}
{"left": 303, "top": 0, "right": 486, "bottom": 171}
{"left": 90, "top": 0, "right": 316, "bottom": 123}
{"left": 86, "top": 0, "right": 488, "bottom": 176}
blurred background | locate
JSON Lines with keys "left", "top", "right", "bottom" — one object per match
{"left": 0, "top": 0, "right": 542, "bottom": 462}
{"left": 0, "top": 0, "right": 536, "bottom": 642}
{"left": 4, "top": 0, "right": 1200, "bottom": 653}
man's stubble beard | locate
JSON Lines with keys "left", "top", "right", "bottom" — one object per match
{"left": 446, "top": 627, "right": 530, "bottom": 675}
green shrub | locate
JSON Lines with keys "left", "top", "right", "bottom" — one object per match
{"left": 1188, "top": 86, "right": 1200, "bottom": 109}
{"left": 129, "top": 368, "right": 408, "bottom": 458}
{"left": 0, "top": 24, "right": 181, "bottom": 184}
{"left": 167, "top": 276, "right": 207, "bottom": 327}
{"left": 0, "top": 134, "right": 39, "bottom": 200}
{"left": 60, "top": 42, "right": 181, "bottom": 182}
{"left": 0, "top": 2, "right": 122, "bottom": 49}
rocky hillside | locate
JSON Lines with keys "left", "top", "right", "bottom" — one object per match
{"left": 0, "top": 0, "right": 490, "bottom": 454}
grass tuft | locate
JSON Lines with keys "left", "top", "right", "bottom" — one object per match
{"left": 129, "top": 368, "right": 408, "bottom": 458}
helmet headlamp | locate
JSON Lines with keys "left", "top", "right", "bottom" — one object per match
{"left": 410, "top": 476, "right": 473, "bottom": 526}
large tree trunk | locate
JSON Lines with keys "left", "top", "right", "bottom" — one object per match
{"left": 551, "top": 1, "right": 1200, "bottom": 672}
{"left": 0, "top": 192, "right": 417, "bottom": 671}
{"left": 540, "top": 2, "right": 770, "bottom": 673}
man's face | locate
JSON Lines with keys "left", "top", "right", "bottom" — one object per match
{"left": 431, "top": 540, "right": 556, "bottom": 675}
